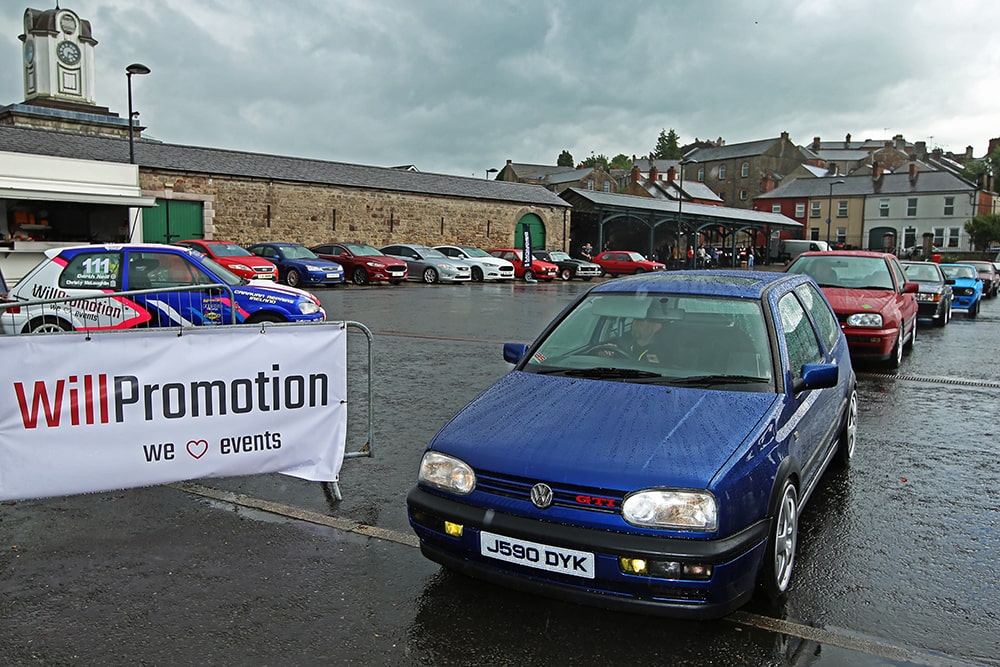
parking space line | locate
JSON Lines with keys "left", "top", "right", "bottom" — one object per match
{"left": 175, "top": 481, "right": 980, "bottom": 666}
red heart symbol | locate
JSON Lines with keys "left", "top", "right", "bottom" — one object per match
{"left": 186, "top": 440, "right": 208, "bottom": 459}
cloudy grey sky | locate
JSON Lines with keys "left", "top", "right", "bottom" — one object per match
{"left": 3, "top": 1, "right": 999, "bottom": 177}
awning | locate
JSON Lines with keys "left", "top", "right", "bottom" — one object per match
{"left": 0, "top": 187, "right": 156, "bottom": 207}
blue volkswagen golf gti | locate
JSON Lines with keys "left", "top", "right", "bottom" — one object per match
{"left": 407, "top": 270, "right": 857, "bottom": 619}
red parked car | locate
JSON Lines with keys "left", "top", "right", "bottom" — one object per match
{"left": 785, "top": 250, "right": 919, "bottom": 368}
{"left": 488, "top": 248, "right": 559, "bottom": 281}
{"left": 174, "top": 239, "right": 278, "bottom": 281}
{"left": 310, "top": 242, "right": 408, "bottom": 285}
{"left": 592, "top": 251, "right": 666, "bottom": 276}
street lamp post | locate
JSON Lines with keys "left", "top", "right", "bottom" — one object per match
{"left": 677, "top": 158, "right": 697, "bottom": 267}
{"left": 125, "top": 63, "right": 151, "bottom": 164}
{"left": 826, "top": 179, "right": 845, "bottom": 246}
{"left": 485, "top": 168, "right": 498, "bottom": 179}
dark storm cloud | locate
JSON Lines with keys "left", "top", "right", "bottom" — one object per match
{"left": 2, "top": 0, "right": 998, "bottom": 176}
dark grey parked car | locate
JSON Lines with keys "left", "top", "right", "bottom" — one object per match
{"left": 901, "top": 261, "right": 952, "bottom": 327}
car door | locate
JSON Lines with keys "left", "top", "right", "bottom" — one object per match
{"left": 887, "top": 256, "right": 918, "bottom": 340}
{"left": 775, "top": 289, "right": 837, "bottom": 494}
{"left": 126, "top": 250, "right": 234, "bottom": 327}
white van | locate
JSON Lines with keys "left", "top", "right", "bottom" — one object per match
{"left": 774, "top": 239, "right": 829, "bottom": 262}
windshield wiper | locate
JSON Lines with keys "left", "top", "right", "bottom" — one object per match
{"left": 667, "top": 374, "right": 769, "bottom": 387}
{"left": 534, "top": 367, "right": 662, "bottom": 380}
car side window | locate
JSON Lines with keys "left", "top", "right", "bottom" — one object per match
{"left": 888, "top": 259, "right": 907, "bottom": 290}
{"left": 60, "top": 252, "right": 123, "bottom": 290}
{"left": 795, "top": 283, "right": 839, "bottom": 353}
{"left": 777, "top": 292, "right": 823, "bottom": 383}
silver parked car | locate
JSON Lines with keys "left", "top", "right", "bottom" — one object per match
{"left": 379, "top": 244, "right": 473, "bottom": 284}
{"left": 434, "top": 245, "right": 515, "bottom": 281}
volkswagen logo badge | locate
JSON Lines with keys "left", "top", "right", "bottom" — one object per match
{"left": 530, "top": 483, "right": 553, "bottom": 509}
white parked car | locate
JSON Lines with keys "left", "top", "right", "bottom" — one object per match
{"left": 434, "top": 245, "right": 515, "bottom": 281}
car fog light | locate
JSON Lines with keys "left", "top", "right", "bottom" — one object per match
{"left": 619, "top": 558, "right": 712, "bottom": 580}
{"left": 619, "top": 557, "right": 648, "bottom": 575}
{"left": 444, "top": 521, "right": 463, "bottom": 537}
{"left": 682, "top": 563, "right": 713, "bottom": 579}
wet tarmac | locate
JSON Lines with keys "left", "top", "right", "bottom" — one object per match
{"left": 1, "top": 277, "right": 998, "bottom": 666}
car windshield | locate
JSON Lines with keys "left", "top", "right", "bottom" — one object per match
{"left": 902, "top": 263, "right": 942, "bottom": 283}
{"left": 200, "top": 255, "right": 244, "bottom": 286}
{"left": 212, "top": 243, "right": 253, "bottom": 257}
{"left": 549, "top": 251, "right": 571, "bottom": 261}
{"left": 967, "top": 262, "right": 992, "bottom": 272}
{"left": 941, "top": 265, "right": 977, "bottom": 280}
{"left": 420, "top": 247, "right": 448, "bottom": 259}
{"left": 460, "top": 246, "right": 490, "bottom": 257}
{"left": 524, "top": 292, "right": 773, "bottom": 390}
{"left": 279, "top": 245, "right": 319, "bottom": 260}
{"left": 788, "top": 255, "right": 892, "bottom": 289}
{"left": 345, "top": 243, "right": 382, "bottom": 256}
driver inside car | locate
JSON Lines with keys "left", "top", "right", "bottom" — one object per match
{"left": 598, "top": 313, "right": 664, "bottom": 363}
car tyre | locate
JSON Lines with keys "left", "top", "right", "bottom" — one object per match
{"left": 886, "top": 331, "right": 903, "bottom": 369}
{"left": 969, "top": 298, "right": 980, "bottom": 318}
{"left": 759, "top": 480, "right": 798, "bottom": 601}
{"left": 26, "top": 317, "right": 73, "bottom": 334}
{"left": 934, "top": 301, "right": 948, "bottom": 327}
{"left": 560, "top": 268, "right": 573, "bottom": 281}
{"left": 904, "top": 318, "right": 916, "bottom": 354}
{"left": 834, "top": 388, "right": 858, "bottom": 467}
{"left": 286, "top": 269, "right": 301, "bottom": 287}
{"left": 352, "top": 267, "right": 370, "bottom": 286}
{"left": 472, "top": 266, "right": 484, "bottom": 282}
{"left": 246, "top": 312, "right": 285, "bottom": 324}
{"left": 523, "top": 269, "right": 535, "bottom": 282}
{"left": 422, "top": 268, "right": 439, "bottom": 284}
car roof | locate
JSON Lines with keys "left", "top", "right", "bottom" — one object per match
{"left": 798, "top": 249, "right": 891, "bottom": 259}
{"left": 592, "top": 269, "right": 806, "bottom": 299}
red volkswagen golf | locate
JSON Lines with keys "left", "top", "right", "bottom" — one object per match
{"left": 785, "top": 250, "right": 918, "bottom": 368}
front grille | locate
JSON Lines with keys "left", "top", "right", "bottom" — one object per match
{"left": 476, "top": 471, "right": 623, "bottom": 514}
{"left": 954, "top": 287, "right": 974, "bottom": 296}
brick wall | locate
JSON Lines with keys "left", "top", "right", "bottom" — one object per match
{"left": 138, "top": 169, "right": 567, "bottom": 250}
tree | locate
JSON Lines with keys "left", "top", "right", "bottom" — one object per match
{"left": 960, "top": 145, "right": 1000, "bottom": 189}
{"left": 581, "top": 154, "right": 610, "bottom": 170}
{"left": 610, "top": 154, "right": 632, "bottom": 170}
{"left": 651, "top": 128, "right": 682, "bottom": 160}
{"left": 964, "top": 213, "right": 1000, "bottom": 250}
{"left": 557, "top": 150, "right": 574, "bottom": 167}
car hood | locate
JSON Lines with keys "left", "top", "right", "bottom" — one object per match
{"left": 242, "top": 280, "right": 315, "bottom": 300}
{"left": 819, "top": 286, "right": 900, "bottom": 313}
{"left": 428, "top": 371, "right": 780, "bottom": 490}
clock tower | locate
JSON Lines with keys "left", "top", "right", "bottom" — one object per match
{"left": 20, "top": 6, "right": 98, "bottom": 108}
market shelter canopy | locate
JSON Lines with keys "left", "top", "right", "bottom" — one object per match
{"left": 560, "top": 188, "right": 802, "bottom": 259}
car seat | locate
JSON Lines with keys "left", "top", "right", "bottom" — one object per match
{"left": 128, "top": 257, "right": 159, "bottom": 290}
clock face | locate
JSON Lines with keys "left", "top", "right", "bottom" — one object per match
{"left": 57, "top": 40, "right": 81, "bottom": 66}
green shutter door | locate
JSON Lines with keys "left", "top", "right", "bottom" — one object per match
{"left": 514, "top": 214, "right": 546, "bottom": 250}
{"left": 142, "top": 200, "right": 204, "bottom": 243}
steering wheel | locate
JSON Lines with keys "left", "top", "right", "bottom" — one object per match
{"left": 583, "top": 342, "right": 632, "bottom": 359}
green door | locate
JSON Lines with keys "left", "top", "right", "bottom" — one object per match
{"left": 514, "top": 214, "right": 546, "bottom": 250}
{"left": 142, "top": 199, "right": 203, "bottom": 243}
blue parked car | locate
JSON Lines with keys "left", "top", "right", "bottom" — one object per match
{"left": 0, "top": 244, "right": 325, "bottom": 333}
{"left": 939, "top": 263, "right": 983, "bottom": 318}
{"left": 407, "top": 270, "right": 857, "bottom": 619}
{"left": 246, "top": 242, "right": 344, "bottom": 287}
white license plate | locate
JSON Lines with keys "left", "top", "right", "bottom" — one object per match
{"left": 480, "top": 531, "right": 595, "bottom": 579}
{"left": 326, "top": 273, "right": 339, "bottom": 278}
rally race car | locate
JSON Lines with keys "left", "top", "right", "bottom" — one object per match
{"left": 0, "top": 244, "right": 325, "bottom": 334}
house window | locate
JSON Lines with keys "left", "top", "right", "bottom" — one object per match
{"left": 837, "top": 200, "right": 848, "bottom": 217}
{"left": 947, "top": 227, "right": 960, "bottom": 248}
{"left": 741, "top": 162, "right": 749, "bottom": 178}
{"left": 587, "top": 179, "right": 594, "bottom": 190}
{"left": 944, "top": 196, "right": 954, "bottom": 215}
{"left": 740, "top": 190, "right": 748, "bottom": 201}
{"left": 904, "top": 227, "right": 917, "bottom": 248}
{"left": 933, "top": 227, "right": 944, "bottom": 246}
{"left": 795, "top": 203, "right": 806, "bottom": 217}
{"left": 603, "top": 181, "right": 610, "bottom": 192}
{"left": 810, "top": 201, "right": 821, "bottom": 218}
{"left": 810, "top": 228, "right": 820, "bottom": 240}
{"left": 907, "top": 198, "right": 917, "bottom": 216}
{"left": 879, "top": 199, "right": 890, "bottom": 217}
{"left": 836, "top": 227, "right": 846, "bottom": 244}
{"left": 718, "top": 164, "right": 727, "bottom": 180}
{"left": 697, "top": 167, "right": 705, "bottom": 182}
{"left": 771, "top": 204, "right": 782, "bottom": 214}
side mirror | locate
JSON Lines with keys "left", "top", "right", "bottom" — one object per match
{"left": 503, "top": 342, "right": 529, "bottom": 364}
{"left": 902, "top": 281, "right": 919, "bottom": 294}
{"left": 794, "top": 363, "right": 839, "bottom": 392}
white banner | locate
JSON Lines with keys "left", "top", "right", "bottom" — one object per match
{"left": 0, "top": 323, "right": 348, "bottom": 501}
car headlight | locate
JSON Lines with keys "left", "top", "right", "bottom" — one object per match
{"left": 365, "top": 261, "right": 386, "bottom": 268}
{"left": 622, "top": 489, "right": 717, "bottom": 531}
{"left": 846, "top": 312, "right": 883, "bottom": 327}
{"left": 437, "top": 263, "right": 456, "bottom": 270}
{"left": 418, "top": 451, "right": 475, "bottom": 495}
{"left": 229, "top": 263, "right": 252, "bottom": 272}
{"left": 297, "top": 300, "right": 321, "bottom": 315}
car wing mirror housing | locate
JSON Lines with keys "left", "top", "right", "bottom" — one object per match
{"left": 503, "top": 342, "right": 529, "bottom": 364}
{"left": 902, "top": 281, "right": 920, "bottom": 293}
{"left": 796, "top": 363, "right": 839, "bottom": 392}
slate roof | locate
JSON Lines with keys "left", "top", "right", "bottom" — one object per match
{"left": 0, "top": 125, "right": 569, "bottom": 209}
{"left": 755, "top": 171, "right": 975, "bottom": 199}
{"left": 503, "top": 162, "right": 577, "bottom": 181}
{"left": 686, "top": 137, "right": 784, "bottom": 161}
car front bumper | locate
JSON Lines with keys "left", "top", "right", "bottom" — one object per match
{"left": 304, "top": 270, "right": 344, "bottom": 285}
{"left": 842, "top": 325, "right": 900, "bottom": 360}
{"left": 407, "top": 486, "right": 769, "bottom": 619}
{"left": 951, "top": 293, "right": 979, "bottom": 310}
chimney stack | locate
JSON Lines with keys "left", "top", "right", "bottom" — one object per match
{"left": 666, "top": 166, "right": 677, "bottom": 182}
{"left": 630, "top": 165, "right": 641, "bottom": 184}
{"left": 649, "top": 166, "right": 659, "bottom": 182}
{"left": 812, "top": 137, "right": 821, "bottom": 151}
{"left": 845, "top": 133, "right": 852, "bottom": 146}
